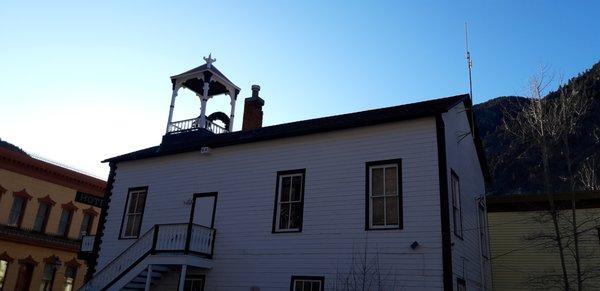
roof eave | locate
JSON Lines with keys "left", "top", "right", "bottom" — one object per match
{"left": 103, "top": 94, "right": 469, "bottom": 164}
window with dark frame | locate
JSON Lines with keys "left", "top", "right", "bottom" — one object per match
{"left": 290, "top": 276, "right": 324, "bottom": 291}
{"left": 57, "top": 209, "right": 74, "bottom": 237}
{"left": 121, "top": 187, "right": 148, "bottom": 238}
{"left": 8, "top": 196, "right": 27, "bottom": 227}
{"left": 478, "top": 201, "right": 489, "bottom": 257}
{"left": 366, "top": 159, "right": 402, "bottom": 230}
{"left": 33, "top": 202, "right": 52, "bottom": 233}
{"left": 79, "top": 213, "right": 94, "bottom": 238}
{"left": 273, "top": 170, "right": 305, "bottom": 233}
{"left": 39, "top": 262, "right": 58, "bottom": 291}
{"left": 14, "top": 261, "right": 35, "bottom": 291}
{"left": 183, "top": 274, "right": 205, "bottom": 291}
{"left": 0, "top": 259, "right": 8, "bottom": 290}
{"left": 457, "top": 277, "right": 466, "bottom": 291}
{"left": 64, "top": 265, "right": 77, "bottom": 291}
{"left": 451, "top": 171, "right": 463, "bottom": 238}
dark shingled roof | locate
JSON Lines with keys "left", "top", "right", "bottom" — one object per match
{"left": 104, "top": 94, "right": 470, "bottom": 163}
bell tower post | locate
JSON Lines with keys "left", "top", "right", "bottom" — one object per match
{"left": 163, "top": 54, "right": 240, "bottom": 136}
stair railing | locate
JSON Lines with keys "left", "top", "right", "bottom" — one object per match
{"left": 81, "top": 223, "right": 215, "bottom": 291}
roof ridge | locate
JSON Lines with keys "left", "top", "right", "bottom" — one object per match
{"left": 104, "top": 94, "right": 469, "bottom": 163}
{"left": 256, "top": 94, "right": 468, "bottom": 130}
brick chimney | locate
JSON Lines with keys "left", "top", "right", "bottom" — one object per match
{"left": 242, "top": 85, "right": 265, "bottom": 131}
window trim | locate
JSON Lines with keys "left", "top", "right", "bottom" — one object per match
{"left": 451, "top": 170, "right": 463, "bottom": 239}
{"left": 457, "top": 277, "right": 466, "bottom": 290}
{"left": 8, "top": 196, "right": 29, "bottom": 228}
{"left": 272, "top": 169, "right": 306, "bottom": 233}
{"left": 63, "top": 259, "right": 79, "bottom": 291}
{"left": 33, "top": 201, "right": 53, "bottom": 233}
{"left": 365, "top": 159, "right": 403, "bottom": 230}
{"left": 15, "top": 256, "right": 37, "bottom": 291}
{"left": 57, "top": 204, "right": 76, "bottom": 238}
{"left": 79, "top": 212, "right": 95, "bottom": 237}
{"left": 290, "top": 275, "right": 324, "bottom": 291}
{"left": 183, "top": 273, "right": 205, "bottom": 291}
{"left": 118, "top": 186, "right": 149, "bottom": 239}
{"left": 0, "top": 252, "right": 14, "bottom": 291}
{"left": 40, "top": 259, "right": 59, "bottom": 291}
{"left": 478, "top": 201, "right": 489, "bottom": 258}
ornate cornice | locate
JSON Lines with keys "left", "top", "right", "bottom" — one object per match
{"left": 0, "top": 148, "right": 105, "bottom": 197}
{"left": 18, "top": 255, "right": 38, "bottom": 266}
{"left": 64, "top": 258, "right": 81, "bottom": 268}
{"left": 38, "top": 194, "right": 56, "bottom": 206}
{"left": 83, "top": 207, "right": 99, "bottom": 216}
{"left": 13, "top": 189, "right": 33, "bottom": 200}
{"left": 0, "top": 251, "right": 14, "bottom": 263}
{"left": 61, "top": 201, "right": 79, "bottom": 212}
{"left": 43, "top": 255, "right": 61, "bottom": 265}
{"left": 0, "top": 224, "right": 80, "bottom": 252}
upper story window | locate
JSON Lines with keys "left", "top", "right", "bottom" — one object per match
{"left": 291, "top": 276, "right": 324, "bottom": 291}
{"left": 273, "top": 170, "right": 305, "bottom": 233}
{"left": 366, "top": 159, "right": 403, "bottom": 230}
{"left": 120, "top": 187, "right": 148, "bottom": 238}
{"left": 58, "top": 209, "right": 75, "bottom": 237}
{"left": 33, "top": 197, "right": 54, "bottom": 233}
{"left": 79, "top": 212, "right": 95, "bottom": 238}
{"left": 451, "top": 171, "right": 463, "bottom": 238}
{"left": 8, "top": 196, "right": 27, "bottom": 228}
{"left": 8, "top": 190, "right": 33, "bottom": 228}
{"left": 478, "top": 201, "right": 489, "bottom": 258}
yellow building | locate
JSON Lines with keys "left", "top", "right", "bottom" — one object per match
{"left": 487, "top": 191, "right": 600, "bottom": 290}
{"left": 0, "top": 147, "right": 105, "bottom": 291}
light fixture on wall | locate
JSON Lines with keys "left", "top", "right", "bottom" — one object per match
{"left": 410, "top": 241, "right": 420, "bottom": 250}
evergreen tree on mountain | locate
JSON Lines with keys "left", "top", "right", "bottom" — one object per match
{"left": 474, "top": 61, "right": 600, "bottom": 194}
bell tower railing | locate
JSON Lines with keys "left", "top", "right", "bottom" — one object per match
{"left": 167, "top": 118, "right": 228, "bottom": 135}
{"left": 165, "top": 54, "right": 239, "bottom": 136}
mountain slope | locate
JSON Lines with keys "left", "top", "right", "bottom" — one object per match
{"left": 0, "top": 138, "right": 27, "bottom": 155}
{"left": 474, "top": 61, "right": 600, "bottom": 194}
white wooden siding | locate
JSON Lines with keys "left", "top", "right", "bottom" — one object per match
{"left": 442, "top": 103, "right": 491, "bottom": 290}
{"left": 98, "top": 117, "right": 447, "bottom": 290}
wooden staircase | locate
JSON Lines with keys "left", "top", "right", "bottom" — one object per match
{"left": 121, "top": 265, "right": 171, "bottom": 291}
{"left": 80, "top": 223, "right": 215, "bottom": 290}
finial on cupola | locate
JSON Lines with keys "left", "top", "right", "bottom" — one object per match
{"left": 203, "top": 53, "right": 216, "bottom": 69}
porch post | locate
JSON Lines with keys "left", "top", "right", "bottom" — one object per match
{"left": 178, "top": 264, "right": 188, "bottom": 291}
{"left": 144, "top": 264, "right": 153, "bottom": 291}
{"left": 165, "top": 86, "right": 180, "bottom": 133}
{"left": 199, "top": 82, "right": 210, "bottom": 128}
{"left": 228, "top": 89, "right": 237, "bottom": 131}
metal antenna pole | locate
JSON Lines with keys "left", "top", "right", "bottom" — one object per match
{"left": 465, "top": 22, "right": 475, "bottom": 134}
{"left": 465, "top": 22, "right": 473, "bottom": 99}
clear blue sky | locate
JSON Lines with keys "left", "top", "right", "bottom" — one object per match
{"left": 1, "top": 1, "right": 599, "bottom": 177}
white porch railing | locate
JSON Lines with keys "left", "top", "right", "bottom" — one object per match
{"left": 154, "top": 223, "right": 188, "bottom": 251}
{"left": 167, "top": 118, "right": 228, "bottom": 135}
{"left": 189, "top": 224, "right": 216, "bottom": 254}
{"left": 203, "top": 119, "right": 228, "bottom": 134}
{"left": 80, "top": 235, "right": 95, "bottom": 252}
{"left": 82, "top": 223, "right": 215, "bottom": 291}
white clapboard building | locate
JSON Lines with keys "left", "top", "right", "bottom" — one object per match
{"left": 81, "top": 57, "right": 491, "bottom": 291}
